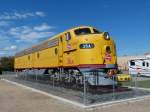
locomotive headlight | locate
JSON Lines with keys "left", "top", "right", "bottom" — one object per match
{"left": 103, "top": 32, "right": 110, "bottom": 40}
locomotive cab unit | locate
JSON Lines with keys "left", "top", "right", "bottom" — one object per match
{"left": 15, "top": 26, "right": 118, "bottom": 86}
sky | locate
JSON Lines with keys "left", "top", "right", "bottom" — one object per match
{"left": 0, "top": 0, "right": 150, "bottom": 57}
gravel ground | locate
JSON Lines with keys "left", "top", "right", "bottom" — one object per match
{"left": 1, "top": 75, "right": 150, "bottom": 105}
{"left": 1, "top": 78, "right": 150, "bottom": 112}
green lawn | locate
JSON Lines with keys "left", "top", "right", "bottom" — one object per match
{"left": 122, "top": 80, "right": 150, "bottom": 88}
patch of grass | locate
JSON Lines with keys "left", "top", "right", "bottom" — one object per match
{"left": 122, "top": 80, "right": 150, "bottom": 88}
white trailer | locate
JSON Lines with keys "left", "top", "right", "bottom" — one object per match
{"left": 128, "top": 58, "right": 150, "bottom": 76}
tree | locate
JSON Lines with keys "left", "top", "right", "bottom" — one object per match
{"left": 0, "top": 56, "right": 14, "bottom": 73}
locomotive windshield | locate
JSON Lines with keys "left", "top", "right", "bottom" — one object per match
{"left": 74, "top": 28, "right": 102, "bottom": 35}
{"left": 93, "top": 28, "right": 102, "bottom": 34}
{"left": 74, "top": 28, "right": 91, "bottom": 35}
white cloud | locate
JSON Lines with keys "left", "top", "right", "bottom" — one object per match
{"left": 0, "top": 10, "right": 52, "bottom": 57}
{"left": 19, "top": 31, "right": 54, "bottom": 41}
{"left": 9, "top": 26, "right": 31, "bottom": 36}
{"left": 0, "top": 21, "right": 10, "bottom": 27}
{"left": 34, "top": 23, "right": 53, "bottom": 31}
{"left": 9, "top": 23, "right": 55, "bottom": 42}
{"left": 0, "top": 18, "right": 55, "bottom": 56}
{"left": 3, "top": 45, "right": 17, "bottom": 51}
{"left": 35, "top": 11, "right": 45, "bottom": 17}
{"left": 10, "top": 45, "right": 17, "bottom": 50}
{"left": 0, "top": 11, "right": 45, "bottom": 20}
{"left": 9, "top": 27, "right": 20, "bottom": 36}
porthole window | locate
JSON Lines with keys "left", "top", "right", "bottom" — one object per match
{"left": 28, "top": 55, "right": 30, "bottom": 60}
{"left": 37, "top": 53, "right": 40, "bottom": 58}
{"left": 60, "top": 36, "right": 63, "bottom": 42}
{"left": 55, "top": 48, "right": 58, "bottom": 55}
{"left": 65, "top": 32, "right": 71, "bottom": 41}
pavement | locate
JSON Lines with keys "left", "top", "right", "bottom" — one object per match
{"left": 0, "top": 80, "right": 84, "bottom": 112}
{"left": 1, "top": 77, "right": 150, "bottom": 112}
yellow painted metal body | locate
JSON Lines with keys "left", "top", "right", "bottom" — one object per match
{"left": 116, "top": 74, "right": 132, "bottom": 82}
{"left": 15, "top": 46, "right": 59, "bottom": 69}
{"left": 14, "top": 26, "right": 117, "bottom": 70}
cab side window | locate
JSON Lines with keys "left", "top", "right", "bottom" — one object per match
{"left": 65, "top": 32, "right": 71, "bottom": 41}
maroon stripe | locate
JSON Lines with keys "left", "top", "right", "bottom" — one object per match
{"left": 78, "top": 64, "right": 106, "bottom": 68}
{"left": 15, "top": 64, "right": 108, "bottom": 70}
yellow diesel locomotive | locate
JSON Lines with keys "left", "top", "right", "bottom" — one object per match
{"left": 15, "top": 26, "right": 117, "bottom": 86}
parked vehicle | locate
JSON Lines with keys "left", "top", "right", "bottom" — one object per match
{"left": 128, "top": 58, "right": 150, "bottom": 76}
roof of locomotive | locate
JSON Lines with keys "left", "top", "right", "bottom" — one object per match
{"left": 15, "top": 26, "right": 95, "bottom": 57}
{"left": 48, "top": 25, "right": 94, "bottom": 39}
